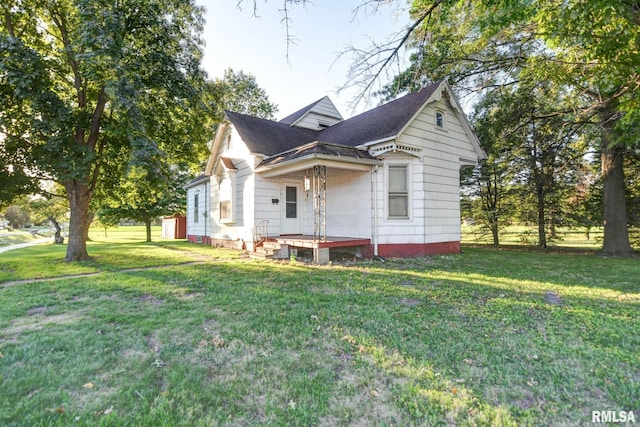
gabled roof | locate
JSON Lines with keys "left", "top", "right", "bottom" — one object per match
{"left": 257, "top": 141, "right": 375, "bottom": 168}
{"left": 225, "top": 110, "right": 318, "bottom": 156}
{"left": 278, "top": 96, "right": 342, "bottom": 126}
{"left": 212, "top": 157, "right": 237, "bottom": 177}
{"left": 318, "top": 82, "right": 442, "bottom": 147}
{"left": 219, "top": 157, "right": 237, "bottom": 171}
{"left": 222, "top": 80, "right": 485, "bottom": 167}
{"left": 184, "top": 173, "right": 208, "bottom": 189}
{"left": 278, "top": 97, "right": 324, "bottom": 125}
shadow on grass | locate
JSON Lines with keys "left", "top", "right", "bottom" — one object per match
{"left": 1, "top": 246, "right": 638, "bottom": 425}
{"left": 90, "top": 256, "right": 638, "bottom": 424}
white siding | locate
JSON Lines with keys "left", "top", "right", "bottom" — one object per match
{"left": 186, "top": 181, "right": 210, "bottom": 238}
{"left": 253, "top": 175, "right": 283, "bottom": 235}
{"left": 209, "top": 127, "right": 256, "bottom": 243}
{"left": 291, "top": 97, "right": 343, "bottom": 130}
{"left": 373, "top": 96, "right": 478, "bottom": 245}
{"left": 325, "top": 170, "right": 371, "bottom": 238}
{"left": 374, "top": 154, "right": 429, "bottom": 245}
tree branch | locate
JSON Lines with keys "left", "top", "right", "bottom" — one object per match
{"left": 340, "top": 0, "right": 446, "bottom": 109}
{"left": 3, "top": 9, "right": 15, "bottom": 37}
{"left": 87, "top": 89, "right": 107, "bottom": 152}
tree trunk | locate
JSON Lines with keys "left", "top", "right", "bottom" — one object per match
{"left": 481, "top": 166, "right": 500, "bottom": 247}
{"left": 537, "top": 188, "right": 547, "bottom": 249}
{"left": 146, "top": 218, "right": 152, "bottom": 243}
{"left": 85, "top": 212, "right": 95, "bottom": 242}
{"left": 65, "top": 181, "right": 92, "bottom": 261}
{"left": 601, "top": 141, "right": 632, "bottom": 255}
{"left": 49, "top": 216, "right": 64, "bottom": 244}
{"left": 547, "top": 209, "right": 557, "bottom": 238}
{"left": 490, "top": 223, "right": 499, "bottom": 247}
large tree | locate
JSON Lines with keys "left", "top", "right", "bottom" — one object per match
{"left": 364, "top": 0, "right": 639, "bottom": 255}
{"left": 209, "top": 68, "right": 278, "bottom": 120}
{"left": 0, "top": 0, "right": 209, "bottom": 261}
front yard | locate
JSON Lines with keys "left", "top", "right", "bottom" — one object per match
{"left": 0, "top": 238, "right": 638, "bottom": 425}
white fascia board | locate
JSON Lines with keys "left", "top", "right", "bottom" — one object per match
{"left": 398, "top": 80, "right": 486, "bottom": 160}
{"left": 256, "top": 154, "right": 380, "bottom": 178}
{"left": 184, "top": 175, "right": 210, "bottom": 189}
{"left": 205, "top": 123, "right": 229, "bottom": 176}
{"left": 355, "top": 136, "right": 396, "bottom": 150}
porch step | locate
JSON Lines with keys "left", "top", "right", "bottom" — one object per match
{"left": 250, "top": 241, "right": 289, "bottom": 260}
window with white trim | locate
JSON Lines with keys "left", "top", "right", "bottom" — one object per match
{"left": 193, "top": 193, "right": 199, "bottom": 223}
{"left": 220, "top": 200, "right": 231, "bottom": 220}
{"left": 388, "top": 165, "right": 409, "bottom": 218}
{"left": 218, "top": 172, "right": 235, "bottom": 223}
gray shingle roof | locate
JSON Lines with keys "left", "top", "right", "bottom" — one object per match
{"left": 225, "top": 111, "right": 319, "bottom": 156}
{"left": 278, "top": 97, "right": 327, "bottom": 125}
{"left": 318, "top": 83, "right": 442, "bottom": 147}
{"left": 225, "top": 81, "right": 443, "bottom": 161}
{"left": 257, "top": 141, "right": 375, "bottom": 168}
{"left": 184, "top": 173, "right": 208, "bottom": 189}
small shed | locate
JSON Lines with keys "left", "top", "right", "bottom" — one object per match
{"left": 162, "top": 215, "right": 186, "bottom": 239}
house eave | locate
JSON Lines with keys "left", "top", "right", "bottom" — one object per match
{"left": 256, "top": 154, "right": 380, "bottom": 178}
{"left": 184, "top": 175, "right": 209, "bottom": 189}
{"left": 355, "top": 136, "right": 397, "bottom": 149}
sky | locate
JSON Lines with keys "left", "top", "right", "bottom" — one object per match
{"left": 198, "top": 1, "right": 411, "bottom": 120}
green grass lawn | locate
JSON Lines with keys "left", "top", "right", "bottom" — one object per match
{"left": 0, "top": 231, "right": 40, "bottom": 246}
{"left": 461, "top": 225, "right": 621, "bottom": 249}
{"left": 0, "top": 233, "right": 638, "bottom": 426}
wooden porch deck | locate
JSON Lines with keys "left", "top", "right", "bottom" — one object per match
{"left": 273, "top": 235, "right": 371, "bottom": 249}
{"left": 255, "top": 235, "right": 371, "bottom": 264}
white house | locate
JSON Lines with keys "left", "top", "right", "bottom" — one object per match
{"left": 185, "top": 80, "right": 486, "bottom": 263}
{"left": 185, "top": 174, "right": 211, "bottom": 245}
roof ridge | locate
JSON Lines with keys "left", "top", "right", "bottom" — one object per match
{"left": 224, "top": 81, "right": 446, "bottom": 157}
{"left": 316, "top": 81, "right": 443, "bottom": 147}
{"left": 278, "top": 97, "right": 329, "bottom": 125}
{"left": 334, "top": 81, "right": 443, "bottom": 126}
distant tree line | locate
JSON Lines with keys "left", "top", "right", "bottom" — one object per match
{"left": 352, "top": 0, "right": 640, "bottom": 254}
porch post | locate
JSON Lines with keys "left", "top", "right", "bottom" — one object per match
{"left": 313, "top": 165, "right": 327, "bottom": 242}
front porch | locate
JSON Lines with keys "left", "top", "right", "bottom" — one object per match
{"left": 254, "top": 235, "right": 372, "bottom": 264}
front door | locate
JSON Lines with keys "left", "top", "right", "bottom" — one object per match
{"left": 281, "top": 182, "right": 301, "bottom": 234}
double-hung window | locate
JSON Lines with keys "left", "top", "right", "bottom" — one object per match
{"left": 219, "top": 200, "right": 231, "bottom": 220}
{"left": 388, "top": 165, "right": 409, "bottom": 218}
{"left": 218, "top": 172, "right": 235, "bottom": 223}
{"left": 194, "top": 193, "right": 199, "bottom": 223}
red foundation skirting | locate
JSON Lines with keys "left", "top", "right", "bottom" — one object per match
{"left": 377, "top": 241, "right": 460, "bottom": 258}
{"left": 187, "top": 235, "right": 211, "bottom": 245}
{"left": 210, "top": 238, "right": 244, "bottom": 250}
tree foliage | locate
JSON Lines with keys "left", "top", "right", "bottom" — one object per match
{"left": 0, "top": 0, "right": 210, "bottom": 261}
{"left": 97, "top": 163, "right": 190, "bottom": 243}
{"left": 28, "top": 188, "right": 69, "bottom": 243}
{"left": 93, "top": 67, "right": 278, "bottom": 239}
{"left": 3, "top": 205, "right": 30, "bottom": 229}
{"left": 0, "top": 157, "right": 37, "bottom": 209}
{"left": 209, "top": 68, "right": 278, "bottom": 120}
{"left": 370, "top": 0, "right": 639, "bottom": 254}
